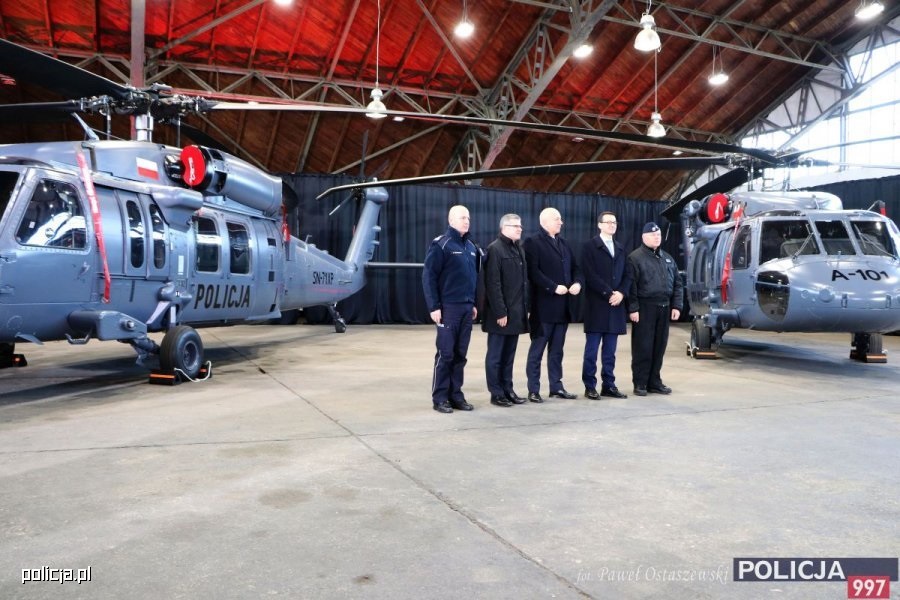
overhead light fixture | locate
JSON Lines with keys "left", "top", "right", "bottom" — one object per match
{"left": 366, "top": 0, "right": 387, "bottom": 119}
{"left": 273, "top": 0, "right": 292, "bottom": 6}
{"left": 634, "top": 1, "right": 661, "bottom": 52}
{"left": 855, "top": 1, "right": 884, "bottom": 20}
{"left": 647, "top": 51, "right": 666, "bottom": 138}
{"left": 454, "top": 0, "right": 474, "bottom": 39}
{"left": 573, "top": 43, "right": 593, "bottom": 59}
{"left": 672, "top": 150, "right": 683, "bottom": 156}
{"left": 708, "top": 46, "right": 729, "bottom": 86}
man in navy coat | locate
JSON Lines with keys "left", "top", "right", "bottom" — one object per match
{"left": 580, "top": 211, "right": 632, "bottom": 399}
{"left": 523, "top": 207, "right": 583, "bottom": 403}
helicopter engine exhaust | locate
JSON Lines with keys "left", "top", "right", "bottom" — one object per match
{"left": 177, "top": 145, "right": 283, "bottom": 217}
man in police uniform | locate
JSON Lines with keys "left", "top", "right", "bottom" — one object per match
{"left": 626, "top": 222, "right": 683, "bottom": 396}
{"left": 423, "top": 205, "right": 482, "bottom": 413}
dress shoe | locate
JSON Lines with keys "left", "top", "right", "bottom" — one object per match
{"left": 633, "top": 386, "right": 648, "bottom": 397}
{"left": 433, "top": 403, "right": 453, "bottom": 413}
{"left": 549, "top": 389, "right": 576, "bottom": 399}
{"left": 647, "top": 384, "right": 672, "bottom": 395}
{"left": 505, "top": 391, "right": 526, "bottom": 404}
{"left": 601, "top": 387, "right": 628, "bottom": 399}
{"left": 450, "top": 399, "right": 475, "bottom": 411}
{"left": 528, "top": 392, "right": 544, "bottom": 403}
{"left": 584, "top": 388, "right": 601, "bottom": 400}
{"left": 490, "top": 395, "right": 513, "bottom": 407}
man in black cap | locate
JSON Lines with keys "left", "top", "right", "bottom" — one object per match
{"left": 626, "top": 222, "right": 683, "bottom": 396}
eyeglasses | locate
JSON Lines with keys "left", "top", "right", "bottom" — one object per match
{"left": 601, "top": 221, "right": 617, "bottom": 225}
{"left": 504, "top": 224, "right": 523, "bottom": 229}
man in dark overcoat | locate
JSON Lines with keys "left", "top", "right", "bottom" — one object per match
{"left": 523, "top": 207, "right": 583, "bottom": 403}
{"left": 482, "top": 213, "right": 529, "bottom": 407}
{"left": 580, "top": 211, "right": 632, "bottom": 399}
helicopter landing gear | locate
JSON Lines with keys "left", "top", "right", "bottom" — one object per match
{"left": 686, "top": 319, "right": 718, "bottom": 359}
{"left": 850, "top": 333, "right": 887, "bottom": 363}
{"left": 0, "top": 342, "right": 28, "bottom": 369}
{"left": 150, "top": 325, "right": 211, "bottom": 385}
{"left": 327, "top": 304, "right": 347, "bottom": 333}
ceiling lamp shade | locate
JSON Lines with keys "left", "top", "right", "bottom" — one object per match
{"left": 366, "top": 87, "right": 387, "bottom": 119}
{"left": 573, "top": 43, "right": 593, "bottom": 59}
{"left": 634, "top": 13, "right": 661, "bottom": 52}
{"left": 708, "top": 71, "right": 729, "bottom": 86}
{"left": 855, "top": 1, "right": 884, "bottom": 20}
{"left": 455, "top": 0, "right": 474, "bottom": 38}
{"left": 647, "top": 111, "right": 666, "bottom": 137}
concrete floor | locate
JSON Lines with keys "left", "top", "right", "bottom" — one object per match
{"left": 1, "top": 323, "right": 898, "bottom": 599}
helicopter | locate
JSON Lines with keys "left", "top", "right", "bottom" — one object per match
{"left": 660, "top": 185, "right": 900, "bottom": 363}
{"left": 0, "top": 40, "right": 391, "bottom": 382}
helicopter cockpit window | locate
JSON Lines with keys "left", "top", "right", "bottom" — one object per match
{"left": 226, "top": 222, "right": 251, "bottom": 275}
{"left": 149, "top": 203, "right": 167, "bottom": 269}
{"left": 760, "top": 220, "right": 820, "bottom": 263}
{"left": 15, "top": 179, "right": 86, "bottom": 249}
{"left": 194, "top": 216, "right": 220, "bottom": 272}
{"left": 126, "top": 200, "right": 145, "bottom": 268}
{"left": 814, "top": 220, "right": 856, "bottom": 256}
{"left": 0, "top": 171, "right": 20, "bottom": 223}
{"left": 731, "top": 225, "right": 752, "bottom": 270}
{"left": 851, "top": 220, "right": 896, "bottom": 258}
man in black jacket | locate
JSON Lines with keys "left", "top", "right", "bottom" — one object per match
{"left": 627, "top": 222, "right": 683, "bottom": 396}
{"left": 482, "top": 213, "right": 529, "bottom": 407}
{"left": 581, "top": 211, "right": 632, "bottom": 400}
{"left": 423, "top": 205, "right": 481, "bottom": 414}
{"left": 523, "top": 207, "right": 583, "bottom": 403}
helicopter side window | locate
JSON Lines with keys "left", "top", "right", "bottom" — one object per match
{"left": 126, "top": 200, "right": 145, "bottom": 269}
{"left": 227, "top": 222, "right": 251, "bottom": 275}
{"left": 0, "top": 171, "right": 21, "bottom": 224}
{"left": 195, "top": 216, "right": 220, "bottom": 273}
{"left": 15, "top": 179, "right": 86, "bottom": 249}
{"left": 731, "top": 225, "right": 752, "bottom": 270}
{"left": 851, "top": 220, "right": 896, "bottom": 258}
{"left": 814, "top": 220, "right": 855, "bottom": 256}
{"left": 149, "top": 203, "right": 167, "bottom": 269}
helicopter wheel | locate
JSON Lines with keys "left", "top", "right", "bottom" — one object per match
{"left": 689, "top": 319, "right": 717, "bottom": 359}
{"left": 851, "top": 332, "right": 886, "bottom": 363}
{"left": 160, "top": 325, "right": 204, "bottom": 379}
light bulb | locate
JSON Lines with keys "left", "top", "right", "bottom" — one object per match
{"left": 454, "top": 20, "right": 474, "bottom": 38}
{"left": 573, "top": 43, "right": 593, "bottom": 59}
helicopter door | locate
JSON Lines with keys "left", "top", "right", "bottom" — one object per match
{"left": 255, "top": 220, "right": 283, "bottom": 315}
{"left": 8, "top": 175, "right": 92, "bottom": 306}
{"left": 726, "top": 224, "right": 755, "bottom": 306}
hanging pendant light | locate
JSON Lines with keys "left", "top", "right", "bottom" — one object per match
{"left": 454, "top": 0, "right": 474, "bottom": 38}
{"left": 366, "top": 0, "right": 387, "bottom": 119}
{"left": 634, "top": 1, "right": 661, "bottom": 52}
{"left": 855, "top": 1, "right": 884, "bottom": 20}
{"left": 647, "top": 51, "right": 666, "bottom": 138}
{"left": 708, "top": 47, "right": 729, "bottom": 86}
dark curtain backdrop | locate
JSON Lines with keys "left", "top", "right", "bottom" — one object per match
{"left": 805, "top": 174, "right": 900, "bottom": 222}
{"left": 282, "top": 174, "right": 669, "bottom": 324}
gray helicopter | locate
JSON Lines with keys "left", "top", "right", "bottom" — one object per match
{"left": 0, "top": 139, "right": 386, "bottom": 380}
{"left": 664, "top": 187, "right": 900, "bottom": 362}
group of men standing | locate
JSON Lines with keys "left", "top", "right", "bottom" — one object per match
{"left": 422, "top": 205, "right": 683, "bottom": 414}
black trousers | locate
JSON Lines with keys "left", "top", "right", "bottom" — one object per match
{"left": 631, "top": 301, "right": 670, "bottom": 389}
{"left": 526, "top": 322, "right": 568, "bottom": 394}
{"left": 485, "top": 333, "right": 520, "bottom": 396}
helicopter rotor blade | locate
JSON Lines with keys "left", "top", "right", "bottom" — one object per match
{"left": 0, "top": 38, "right": 131, "bottom": 101}
{"left": 317, "top": 156, "right": 729, "bottom": 201}
{"left": 0, "top": 101, "right": 85, "bottom": 122}
{"left": 211, "top": 101, "right": 780, "bottom": 166}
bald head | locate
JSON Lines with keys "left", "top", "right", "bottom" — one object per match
{"left": 539, "top": 207, "right": 563, "bottom": 237}
{"left": 448, "top": 205, "right": 470, "bottom": 235}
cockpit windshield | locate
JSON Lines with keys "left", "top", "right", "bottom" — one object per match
{"left": 760, "top": 217, "right": 898, "bottom": 264}
{"left": 850, "top": 220, "right": 897, "bottom": 258}
{"left": 760, "top": 220, "right": 820, "bottom": 264}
